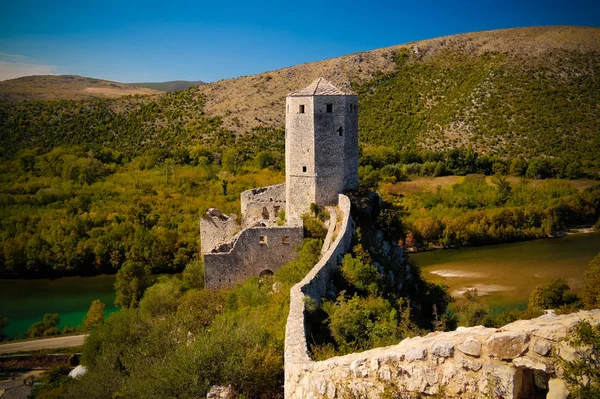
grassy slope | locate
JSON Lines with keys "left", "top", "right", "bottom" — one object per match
{"left": 129, "top": 81, "right": 205, "bottom": 92}
{"left": 0, "top": 26, "right": 598, "bottom": 161}
{"left": 197, "top": 26, "right": 600, "bottom": 135}
{"left": 0, "top": 75, "right": 162, "bottom": 102}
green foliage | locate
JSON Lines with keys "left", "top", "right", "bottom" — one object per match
{"left": 558, "top": 320, "right": 600, "bottom": 398}
{"left": 528, "top": 278, "right": 579, "bottom": 310}
{"left": 340, "top": 254, "right": 380, "bottom": 296}
{"left": 114, "top": 260, "right": 149, "bottom": 309}
{"left": 274, "top": 238, "right": 322, "bottom": 284}
{"left": 582, "top": 253, "right": 600, "bottom": 310}
{"left": 138, "top": 276, "right": 182, "bottom": 318}
{"left": 181, "top": 259, "right": 204, "bottom": 290}
{"left": 453, "top": 290, "right": 492, "bottom": 327}
{"left": 31, "top": 365, "right": 73, "bottom": 399}
{"left": 0, "top": 141, "right": 284, "bottom": 279}
{"left": 302, "top": 213, "right": 327, "bottom": 240}
{"left": 322, "top": 294, "right": 413, "bottom": 354}
{"left": 176, "top": 288, "right": 226, "bottom": 332}
{"left": 390, "top": 178, "right": 600, "bottom": 249}
{"left": 356, "top": 49, "right": 600, "bottom": 164}
{"left": 69, "top": 238, "right": 322, "bottom": 398}
{"left": 453, "top": 290, "right": 544, "bottom": 328}
{"left": 83, "top": 299, "right": 106, "bottom": 331}
{"left": 276, "top": 208, "right": 286, "bottom": 226}
{"left": 27, "top": 313, "right": 60, "bottom": 338}
{"left": 310, "top": 193, "right": 455, "bottom": 360}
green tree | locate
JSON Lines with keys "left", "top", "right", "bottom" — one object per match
{"left": 83, "top": 300, "right": 106, "bottom": 331}
{"left": 340, "top": 254, "right": 380, "bottom": 295}
{"left": 182, "top": 259, "right": 204, "bottom": 290}
{"left": 27, "top": 313, "right": 60, "bottom": 338}
{"left": 492, "top": 175, "right": 512, "bottom": 204}
{"left": 453, "top": 290, "right": 491, "bottom": 327}
{"left": 582, "top": 253, "right": 600, "bottom": 310}
{"left": 558, "top": 320, "right": 600, "bottom": 398}
{"left": 528, "top": 278, "right": 577, "bottom": 310}
{"left": 255, "top": 150, "right": 275, "bottom": 168}
{"left": 139, "top": 276, "right": 182, "bottom": 318}
{"left": 221, "top": 148, "right": 240, "bottom": 174}
{"left": 114, "top": 260, "right": 149, "bottom": 309}
{"left": 526, "top": 158, "right": 552, "bottom": 179}
{"left": 565, "top": 162, "right": 583, "bottom": 179}
{"left": 509, "top": 158, "right": 528, "bottom": 177}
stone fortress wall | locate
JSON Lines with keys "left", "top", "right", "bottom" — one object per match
{"left": 200, "top": 209, "right": 239, "bottom": 255}
{"left": 201, "top": 78, "right": 359, "bottom": 288}
{"left": 284, "top": 194, "right": 355, "bottom": 393}
{"left": 240, "top": 183, "right": 286, "bottom": 228}
{"left": 204, "top": 225, "right": 303, "bottom": 288}
{"left": 283, "top": 196, "right": 600, "bottom": 399}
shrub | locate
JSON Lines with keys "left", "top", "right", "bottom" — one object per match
{"left": 558, "top": 320, "right": 600, "bottom": 398}
{"left": 582, "top": 253, "right": 600, "bottom": 310}
{"left": 27, "top": 313, "right": 60, "bottom": 338}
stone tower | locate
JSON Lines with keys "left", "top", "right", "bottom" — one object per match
{"left": 285, "top": 78, "right": 358, "bottom": 225}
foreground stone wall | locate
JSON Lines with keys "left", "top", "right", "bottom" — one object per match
{"left": 204, "top": 225, "right": 303, "bottom": 288}
{"left": 240, "top": 183, "right": 286, "bottom": 228}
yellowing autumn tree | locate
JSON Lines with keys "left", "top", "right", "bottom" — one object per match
{"left": 83, "top": 300, "right": 106, "bottom": 330}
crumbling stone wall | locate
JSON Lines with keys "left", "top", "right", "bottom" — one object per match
{"left": 200, "top": 209, "right": 239, "bottom": 254}
{"left": 240, "top": 183, "right": 286, "bottom": 228}
{"left": 204, "top": 225, "right": 303, "bottom": 288}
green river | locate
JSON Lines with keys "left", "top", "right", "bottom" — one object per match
{"left": 412, "top": 232, "right": 600, "bottom": 310}
{"left": 0, "top": 274, "right": 117, "bottom": 340}
{"left": 1, "top": 233, "right": 598, "bottom": 340}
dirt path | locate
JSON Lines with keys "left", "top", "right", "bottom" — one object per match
{"left": 0, "top": 335, "right": 87, "bottom": 355}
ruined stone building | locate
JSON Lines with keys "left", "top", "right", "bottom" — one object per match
{"left": 201, "top": 78, "right": 358, "bottom": 288}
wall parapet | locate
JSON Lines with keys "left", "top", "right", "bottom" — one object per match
{"left": 282, "top": 198, "right": 600, "bottom": 399}
{"left": 284, "top": 194, "right": 354, "bottom": 390}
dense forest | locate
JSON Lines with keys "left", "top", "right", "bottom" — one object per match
{"left": 0, "top": 93, "right": 285, "bottom": 278}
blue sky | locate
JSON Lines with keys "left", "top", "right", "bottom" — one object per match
{"left": 0, "top": 0, "right": 598, "bottom": 82}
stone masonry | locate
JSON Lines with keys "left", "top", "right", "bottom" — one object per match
{"left": 285, "top": 78, "right": 358, "bottom": 225}
{"left": 201, "top": 78, "right": 358, "bottom": 288}
{"left": 283, "top": 202, "right": 600, "bottom": 399}
{"left": 284, "top": 308, "right": 600, "bottom": 399}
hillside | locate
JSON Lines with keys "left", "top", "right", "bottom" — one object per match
{"left": 130, "top": 80, "right": 205, "bottom": 92}
{"left": 0, "top": 75, "right": 162, "bottom": 102}
{"left": 196, "top": 26, "right": 600, "bottom": 161}
{"left": 0, "top": 26, "right": 599, "bottom": 162}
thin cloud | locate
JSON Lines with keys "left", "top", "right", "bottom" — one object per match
{"left": 0, "top": 61, "right": 58, "bottom": 81}
{"left": 0, "top": 52, "right": 28, "bottom": 60}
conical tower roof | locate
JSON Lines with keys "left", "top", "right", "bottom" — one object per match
{"left": 287, "top": 77, "right": 356, "bottom": 97}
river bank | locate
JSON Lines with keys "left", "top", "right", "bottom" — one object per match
{"left": 412, "top": 231, "right": 600, "bottom": 310}
{"left": 404, "top": 225, "right": 597, "bottom": 253}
